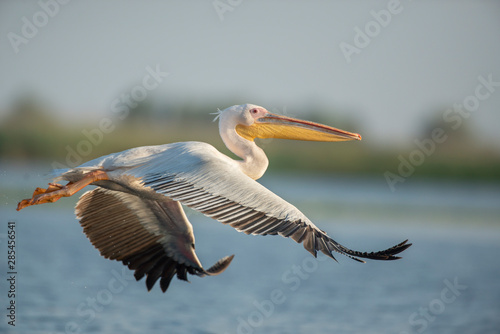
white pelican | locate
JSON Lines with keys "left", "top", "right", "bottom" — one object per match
{"left": 17, "top": 104, "right": 411, "bottom": 293}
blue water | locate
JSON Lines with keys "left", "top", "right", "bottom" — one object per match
{"left": 1, "top": 171, "right": 500, "bottom": 333}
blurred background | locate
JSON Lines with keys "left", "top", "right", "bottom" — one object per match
{"left": 1, "top": 1, "right": 499, "bottom": 334}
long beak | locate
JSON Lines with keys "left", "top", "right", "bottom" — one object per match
{"left": 236, "top": 112, "right": 362, "bottom": 142}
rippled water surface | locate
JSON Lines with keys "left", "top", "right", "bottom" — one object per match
{"left": 1, "top": 171, "right": 499, "bottom": 333}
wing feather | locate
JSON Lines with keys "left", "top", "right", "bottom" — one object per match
{"left": 75, "top": 187, "right": 234, "bottom": 292}
{"left": 111, "top": 142, "right": 411, "bottom": 262}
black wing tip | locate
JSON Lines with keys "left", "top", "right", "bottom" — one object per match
{"left": 388, "top": 239, "right": 412, "bottom": 256}
{"left": 146, "top": 279, "right": 155, "bottom": 292}
{"left": 355, "top": 239, "right": 412, "bottom": 261}
{"left": 160, "top": 278, "right": 171, "bottom": 293}
{"left": 204, "top": 254, "right": 235, "bottom": 276}
{"left": 331, "top": 238, "right": 412, "bottom": 262}
{"left": 128, "top": 254, "right": 236, "bottom": 293}
{"left": 352, "top": 257, "right": 366, "bottom": 263}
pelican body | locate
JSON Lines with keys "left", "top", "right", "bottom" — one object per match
{"left": 17, "top": 104, "right": 410, "bottom": 293}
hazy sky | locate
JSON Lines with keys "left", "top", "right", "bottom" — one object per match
{"left": 1, "top": 1, "right": 499, "bottom": 147}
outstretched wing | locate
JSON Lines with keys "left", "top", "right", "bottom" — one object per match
{"left": 75, "top": 187, "right": 233, "bottom": 292}
{"left": 120, "top": 142, "right": 411, "bottom": 263}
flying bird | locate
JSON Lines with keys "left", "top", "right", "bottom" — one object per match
{"left": 17, "top": 104, "right": 411, "bottom": 293}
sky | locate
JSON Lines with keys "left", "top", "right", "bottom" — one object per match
{"left": 1, "top": 0, "right": 499, "bottom": 147}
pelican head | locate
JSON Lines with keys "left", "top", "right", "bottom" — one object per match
{"left": 216, "top": 104, "right": 361, "bottom": 180}
{"left": 218, "top": 104, "right": 361, "bottom": 142}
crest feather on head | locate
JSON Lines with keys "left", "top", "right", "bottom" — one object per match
{"left": 210, "top": 108, "right": 223, "bottom": 122}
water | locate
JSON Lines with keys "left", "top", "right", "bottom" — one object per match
{"left": 1, "top": 170, "right": 499, "bottom": 334}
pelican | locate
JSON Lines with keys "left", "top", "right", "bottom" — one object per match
{"left": 17, "top": 104, "right": 411, "bottom": 293}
